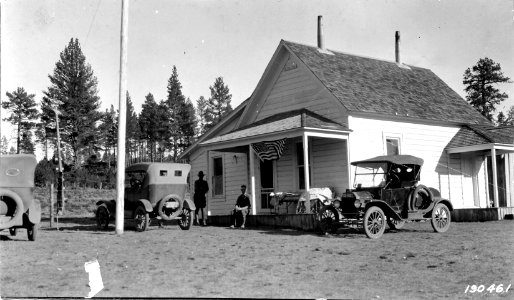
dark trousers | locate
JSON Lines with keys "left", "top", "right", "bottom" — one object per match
{"left": 230, "top": 208, "right": 249, "bottom": 227}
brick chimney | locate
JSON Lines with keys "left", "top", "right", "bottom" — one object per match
{"left": 395, "top": 31, "right": 400, "bottom": 64}
{"left": 318, "top": 16, "right": 325, "bottom": 50}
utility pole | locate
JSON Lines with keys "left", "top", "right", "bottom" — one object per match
{"left": 115, "top": 0, "right": 129, "bottom": 235}
{"left": 54, "top": 108, "right": 65, "bottom": 215}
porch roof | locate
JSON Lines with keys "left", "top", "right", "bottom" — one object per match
{"left": 200, "top": 109, "right": 350, "bottom": 147}
{"left": 446, "top": 125, "right": 514, "bottom": 153}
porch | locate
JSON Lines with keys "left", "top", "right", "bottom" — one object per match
{"left": 206, "top": 207, "right": 514, "bottom": 231}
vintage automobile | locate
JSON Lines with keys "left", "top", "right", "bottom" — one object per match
{"left": 318, "top": 155, "right": 453, "bottom": 239}
{"left": 95, "top": 162, "right": 195, "bottom": 232}
{"left": 0, "top": 154, "right": 41, "bottom": 241}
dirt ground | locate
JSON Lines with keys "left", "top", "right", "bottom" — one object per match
{"left": 1, "top": 218, "right": 513, "bottom": 299}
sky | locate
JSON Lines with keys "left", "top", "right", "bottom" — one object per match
{"left": 1, "top": 0, "right": 513, "bottom": 153}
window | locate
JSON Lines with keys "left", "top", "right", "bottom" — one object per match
{"left": 174, "top": 170, "right": 182, "bottom": 177}
{"left": 296, "top": 143, "right": 311, "bottom": 190}
{"left": 213, "top": 157, "right": 223, "bottom": 196}
{"left": 386, "top": 138, "right": 400, "bottom": 155}
{"left": 160, "top": 170, "right": 168, "bottom": 176}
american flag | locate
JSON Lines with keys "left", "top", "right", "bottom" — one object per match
{"left": 251, "top": 138, "right": 287, "bottom": 161}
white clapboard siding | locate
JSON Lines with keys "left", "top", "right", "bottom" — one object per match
{"left": 256, "top": 56, "right": 347, "bottom": 126}
{"left": 207, "top": 152, "right": 248, "bottom": 216}
{"left": 348, "top": 116, "right": 478, "bottom": 208}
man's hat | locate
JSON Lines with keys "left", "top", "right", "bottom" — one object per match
{"left": 198, "top": 171, "right": 204, "bottom": 177}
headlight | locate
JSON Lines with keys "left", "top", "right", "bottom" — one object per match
{"left": 354, "top": 199, "right": 361, "bottom": 208}
{"left": 333, "top": 200, "right": 341, "bottom": 208}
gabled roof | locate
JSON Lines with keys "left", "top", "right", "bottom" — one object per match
{"left": 201, "top": 109, "right": 350, "bottom": 146}
{"left": 282, "top": 40, "right": 491, "bottom": 125}
{"left": 446, "top": 125, "right": 514, "bottom": 149}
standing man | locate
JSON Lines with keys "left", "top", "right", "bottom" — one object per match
{"left": 194, "top": 171, "right": 209, "bottom": 226}
{"left": 230, "top": 185, "right": 251, "bottom": 229}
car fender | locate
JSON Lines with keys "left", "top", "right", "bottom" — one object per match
{"left": 364, "top": 201, "right": 401, "bottom": 220}
{"left": 0, "top": 188, "right": 25, "bottom": 229}
{"left": 137, "top": 199, "right": 153, "bottom": 213}
{"left": 423, "top": 198, "right": 453, "bottom": 218}
{"left": 27, "top": 199, "right": 41, "bottom": 225}
{"left": 183, "top": 197, "right": 196, "bottom": 211}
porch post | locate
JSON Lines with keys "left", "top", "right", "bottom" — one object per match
{"left": 303, "top": 133, "right": 310, "bottom": 191}
{"left": 491, "top": 147, "right": 499, "bottom": 208}
{"left": 249, "top": 145, "right": 257, "bottom": 215}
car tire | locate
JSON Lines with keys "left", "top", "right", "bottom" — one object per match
{"left": 318, "top": 206, "right": 339, "bottom": 234}
{"left": 157, "top": 197, "right": 182, "bottom": 221}
{"left": 178, "top": 208, "right": 193, "bottom": 230}
{"left": 27, "top": 224, "right": 38, "bottom": 241}
{"left": 364, "top": 206, "right": 386, "bottom": 239}
{"left": 134, "top": 206, "right": 149, "bottom": 232}
{"left": 9, "top": 228, "right": 17, "bottom": 236}
{"left": 96, "top": 206, "right": 110, "bottom": 230}
{"left": 431, "top": 203, "right": 451, "bottom": 233}
{"left": 408, "top": 185, "right": 433, "bottom": 211}
{"left": 387, "top": 217, "right": 405, "bottom": 230}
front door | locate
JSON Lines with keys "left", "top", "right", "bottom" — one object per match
{"left": 260, "top": 159, "right": 274, "bottom": 212}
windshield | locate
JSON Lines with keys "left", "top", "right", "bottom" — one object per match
{"left": 353, "top": 162, "right": 387, "bottom": 188}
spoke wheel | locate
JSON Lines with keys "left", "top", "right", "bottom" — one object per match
{"left": 134, "top": 206, "right": 149, "bottom": 232}
{"left": 96, "top": 206, "right": 110, "bottom": 230}
{"left": 387, "top": 217, "right": 405, "bottom": 230}
{"left": 364, "top": 206, "right": 386, "bottom": 239}
{"left": 318, "top": 206, "right": 339, "bottom": 234}
{"left": 9, "top": 228, "right": 17, "bottom": 236}
{"left": 431, "top": 203, "right": 451, "bottom": 233}
{"left": 27, "top": 224, "right": 38, "bottom": 241}
{"left": 178, "top": 208, "right": 193, "bottom": 230}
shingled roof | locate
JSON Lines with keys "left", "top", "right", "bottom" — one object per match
{"left": 282, "top": 40, "right": 491, "bottom": 125}
{"left": 201, "top": 109, "right": 350, "bottom": 145}
{"left": 446, "top": 125, "right": 514, "bottom": 149}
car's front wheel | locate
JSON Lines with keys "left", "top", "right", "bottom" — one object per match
{"left": 96, "top": 206, "right": 110, "bottom": 230}
{"left": 178, "top": 208, "right": 193, "bottom": 230}
{"left": 134, "top": 206, "right": 149, "bottom": 232}
{"left": 431, "top": 203, "right": 451, "bottom": 233}
{"left": 387, "top": 217, "right": 405, "bottom": 230}
{"left": 364, "top": 206, "right": 386, "bottom": 239}
{"left": 318, "top": 206, "right": 339, "bottom": 234}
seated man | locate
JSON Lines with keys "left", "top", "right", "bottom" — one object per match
{"left": 230, "top": 185, "right": 251, "bottom": 229}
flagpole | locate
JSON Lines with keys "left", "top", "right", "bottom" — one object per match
{"left": 115, "top": 0, "right": 129, "bottom": 235}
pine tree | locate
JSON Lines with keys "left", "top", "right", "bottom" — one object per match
{"left": 178, "top": 97, "right": 197, "bottom": 154}
{"left": 164, "top": 66, "right": 186, "bottom": 161}
{"left": 1, "top": 136, "right": 9, "bottom": 154}
{"left": 139, "top": 93, "right": 160, "bottom": 161}
{"left": 497, "top": 105, "right": 514, "bottom": 126}
{"left": 2, "top": 87, "right": 39, "bottom": 154}
{"left": 205, "top": 77, "right": 233, "bottom": 131}
{"left": 196, "top": 96, "right": 208, "bottom": 136}
{"left": 126, "top": 92, "right": 140, "bottom": 164}
{"left": 463, "top": 58, "right": 511, "bottom": 121}
{"left": 98, "top": 105, "right": 118, "bottom": 166}
{"left": 43, "top": 38, "right": 102, "bottom": 167}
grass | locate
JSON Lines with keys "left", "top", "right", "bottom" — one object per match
{"left": 35, "top": 187, "right": 116, "bottom": 217}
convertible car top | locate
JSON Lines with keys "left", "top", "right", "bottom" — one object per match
{"left": 351, "top": 155, "right": 424, "bottom": 166}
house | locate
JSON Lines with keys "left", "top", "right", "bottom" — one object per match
{"left": 180, "top": 17, "right": 514, "bottom": 222}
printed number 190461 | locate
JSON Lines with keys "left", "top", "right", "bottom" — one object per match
{"left": 464, "top": 284, "right": 511, "bottom": 294}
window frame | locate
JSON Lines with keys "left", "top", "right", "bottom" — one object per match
{"left": 383, "top": 132, "right": 402, "bottom": 156}
{"left": 212, "top": 156, "right": 224, "bottom": 197}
